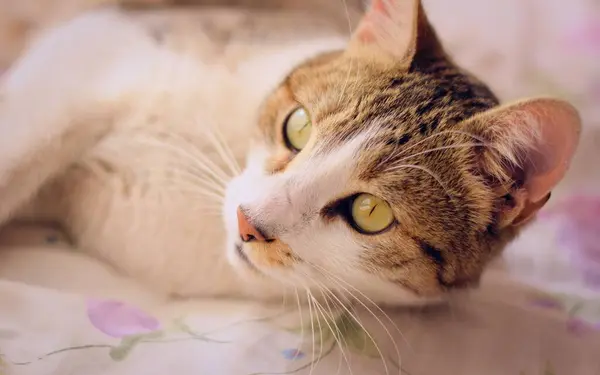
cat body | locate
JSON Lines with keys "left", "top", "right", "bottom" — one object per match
{"left": 1, "top": 9, "right": 348, "bottom": 300}
{"left": 0, "top": 1, "right": 581, "bottom": 305}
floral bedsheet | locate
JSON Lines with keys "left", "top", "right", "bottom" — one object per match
{"left": 0, "top": 222, "right": 599, "bottom": 375}
{"left": 0, "top": 276, "right": 598, "bottom": 375}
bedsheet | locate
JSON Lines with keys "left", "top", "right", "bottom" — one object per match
{"left": 0, "top": 224, "right": 599, "bottom": 375}
{"left": 0, "top": 276, "right": 599, "bottom": 375}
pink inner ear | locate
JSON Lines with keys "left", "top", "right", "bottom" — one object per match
{"left": 356, "top": 22, "right": 378, "bottom": 44}
{"left": 372, "top": 0, "right": 392, "bottom": 16}
{"left": 520, "top": 100, "right": 581, "bottom": 202}
{"left": 349, "top": 0, "right": 418, "bottom": 62}
{"left": 355, "top": 0, "right": 392, "bottom": 44}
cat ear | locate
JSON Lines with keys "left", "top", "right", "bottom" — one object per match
{"left": 468, "top": 98, "right": 581, "bottom": 226}
{"left": 348, "top": 0, "right": 443, "bottom": 68}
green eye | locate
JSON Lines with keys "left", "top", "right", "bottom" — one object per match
{"left": 284, "top": 107, "right": 312, "bottom": 151}
{"left": 351, "top": 193, "right": 395, "bottom": 234}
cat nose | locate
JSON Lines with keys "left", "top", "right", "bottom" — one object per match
{"left": 237, "top": 206, "right": 273, "bottom": 243}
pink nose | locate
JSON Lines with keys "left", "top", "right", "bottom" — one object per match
{"left": 237, "top": 206, "right": 268, "bottom": 242}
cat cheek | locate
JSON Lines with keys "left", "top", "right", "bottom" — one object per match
{"left": 246, "top": 241, "right": 297, "bottom": 268}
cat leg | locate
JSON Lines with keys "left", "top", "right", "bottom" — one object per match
{"left": 0, "top": 10, "right": 159, "bottom": 224}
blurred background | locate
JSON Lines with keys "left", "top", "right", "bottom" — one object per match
{"left": 1, "top": 0, "right": 599, "bottom": 292}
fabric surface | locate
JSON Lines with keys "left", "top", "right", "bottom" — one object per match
{"left": 0, "top": 224, "right": 599, "bottom": 375}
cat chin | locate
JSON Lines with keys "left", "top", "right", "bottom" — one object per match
{"left": 225, "top": 240, "right": 264, "bottom": 278}
{"left": 221, "top": 243, "right": 299, "bottom": 302}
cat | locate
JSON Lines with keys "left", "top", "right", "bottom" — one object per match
{"left": 0, "top": 0, "right": 581, "bottom": 306}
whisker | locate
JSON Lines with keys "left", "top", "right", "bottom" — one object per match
{"left": 299, "top": 274, "right": 343, "bottom": 372}
{"left": 394, "top": 142, "right": 487, "bottom": 164}
{"left": 173, "top": 143, "right": 232, "bottom": 186}
{"left": 342, "top": 0, "right": 354, "bottom": 38}
{"left": 310, "top": 263, "right": 405, "bottom": 375}
{"left": 309, "top": 293, "right": 346, "bottom": 375}
{"left": 321, "top": 298, "right": 348, "bottom": 375}
{"left": 308, "top": 278, "right": 354, "bottom": 375}
{"left": 165, "top": 130, "right": 238, "bottom": 181}
{"left": 136, "top": 135, "right": 231, "bottom": 186}
{"left": 137, "top": 164, "right": 227, "bottom": 195}
{"left": 160, "top": 160, "right": 228, "bottom": 190}
{"left": 205, "top": 125, "right": 242, "bottom": 175}
{"left": 331, "top": 290, "right": 390, "bottom": 375}
{"left": 386, "top": 164, "right": 452, "bottom": 198}
{"left": 292, "top": 269, "right": 352, "bottom": 375}
{"left": 143, "top": 201, "right": 223, "bottom": 214}
{"left": 139, "top": 171, "right": 225, "bottom": 196}
{"left": 139, "top": 178, "right": 225, "bottom": 203}
{"left": 382, "top": 129, "right": 494, "bottom": 167}
{"left": 293, "top": 287, "right": 307, "bottom": 360}
{"left": 312, "top": 262, "right": 410, "bottom": 346}
{"left": 305, "top": 287, "right": 317, "bottom": 375}
{"left": 307, "top": 273, "right": 391, "bottom": 375}
{"left": 306, "top": 290, "right": 324, "bottom": 375}
{"left": 336, "top": 0, "right": 355, "bottom": 107}
{"left": 337, "top": 53, "right": 355, "bottom": 107}
{"left": 138, "top": 153, "right": 229, "bottom": 192}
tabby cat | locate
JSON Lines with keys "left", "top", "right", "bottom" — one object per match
{"left": 0, "top": 0, "right": 580, "bottom": 305}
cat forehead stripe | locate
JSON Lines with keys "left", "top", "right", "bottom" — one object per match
{"left": 311, "top": 121, "right": 381, "bottom": 160}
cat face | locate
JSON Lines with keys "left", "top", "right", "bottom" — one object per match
{"left": 223, "top": 0, "right": 581, "bottom": 304}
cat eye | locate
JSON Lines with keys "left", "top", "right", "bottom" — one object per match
{"left": 350, "top": 193, "right": 395, "bottom": 234}
{"left": 284, "top": 107, "right": 312, "bottom": 151}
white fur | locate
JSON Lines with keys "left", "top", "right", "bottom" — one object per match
{"left": 3, "top": 10, "right": 410, "bottom": 302}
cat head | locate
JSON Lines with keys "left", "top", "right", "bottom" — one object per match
{"left": 223, "top": 0, "right": 581, "bottom": 304}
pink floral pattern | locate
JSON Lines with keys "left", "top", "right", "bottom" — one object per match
{"left": 86, "top": 299, "right": 160, "bottom": 338}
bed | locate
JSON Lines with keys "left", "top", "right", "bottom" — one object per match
{"left": 0, "top": 217, "right": 598, "bottom": 375}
